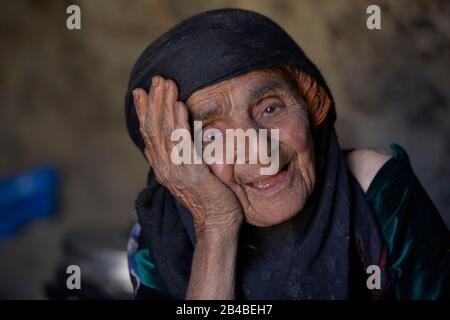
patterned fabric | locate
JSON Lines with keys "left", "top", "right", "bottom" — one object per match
{"left": 128, "top": 223, "right": 168, "bottom": 294}
{"left": 127, "top": 223, "right": 141, "bottom": 294}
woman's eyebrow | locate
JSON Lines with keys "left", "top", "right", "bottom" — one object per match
{"left": 247, "top": 78, "right": 292, "bottom": 102}
{"left": 192, "top": 103, "right": 223, "bottom": 122}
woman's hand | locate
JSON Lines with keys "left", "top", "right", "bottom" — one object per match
{"left": 132, "top": 75, "right": 243, "bottom": 238}
{"left": 133, "top": 76, "right": 242, "bottom": 299}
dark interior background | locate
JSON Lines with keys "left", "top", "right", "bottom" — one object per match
{"left": 0, "top": 0, "right": 449, "bottom": 299}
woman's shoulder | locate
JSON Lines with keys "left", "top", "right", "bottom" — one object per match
{"left": 345, "top": 143, "right": 419, "bottom": 245}
{"left": 347, "top": 144, "right": 450, "bottom": 299}
{"left": 345, "top": 143, "right": 415, "bottom": 205}
{"left": 345, "top": 145, "right": 395, "bottom": 193}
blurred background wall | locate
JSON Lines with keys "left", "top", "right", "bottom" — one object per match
{"left": 0, "top": 0, "right": 449, "bottom": 298}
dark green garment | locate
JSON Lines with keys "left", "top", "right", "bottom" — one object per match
{"left": 365, "top": 144, "right": 449, "bottom": 299}
{"left": 128, "top": 144, "right": 450, "bottom": 299}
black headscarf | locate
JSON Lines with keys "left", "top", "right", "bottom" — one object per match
{"left": 125, "top": 8, "right": 374, "bottom": 299}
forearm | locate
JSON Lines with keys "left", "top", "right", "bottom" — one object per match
{"left": 186, "top": 227, "right": 240, "bottom": 300}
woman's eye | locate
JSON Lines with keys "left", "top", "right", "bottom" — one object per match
{"left": 262, "top": 104, "right": 283, "bottom": 116}
{"left": 205, "top": 132, "right": 216, "bottom": 142}
{"left": 203, "top": 130, "right": 219, "bottom": 146}
{"left": 264, "top": 106, "right": 276, "bottom": 114}
{"left": 202, "top": 128, "right": 222, "bottom": 148}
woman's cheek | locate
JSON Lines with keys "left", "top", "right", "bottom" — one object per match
{"left": 279, "top": 119, "right": 311, "bottom": 154}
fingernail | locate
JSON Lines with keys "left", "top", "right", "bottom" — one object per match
{"left": 152, "top": 76, "right": 159, "bottom": 87}
{"left": 132, "top": 90, "right": 138, "bottom": 101}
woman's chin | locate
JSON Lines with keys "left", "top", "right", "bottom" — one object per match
{"left": 243, "top": 196, "right": 305, "bottom": 227}
{"left": 242, "top": 167, "right": 311, "bottom": 227}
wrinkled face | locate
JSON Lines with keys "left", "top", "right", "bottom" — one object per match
{"left": 186, "top": 70, "right": 316, "bottom": 227}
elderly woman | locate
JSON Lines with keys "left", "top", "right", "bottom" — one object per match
{"left": 125, "top": 9, "right": 449, "bottom": 300}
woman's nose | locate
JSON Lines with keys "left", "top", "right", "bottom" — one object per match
{"left": 227, "top": 119, "right": 269, "bottom": 165}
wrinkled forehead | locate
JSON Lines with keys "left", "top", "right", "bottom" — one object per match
{"left": 185, "top": 70, "right": 297, "bottom": 114}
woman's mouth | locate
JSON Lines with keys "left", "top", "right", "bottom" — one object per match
{"left": 246, "top": 161, "right": 294, "bottom": 194}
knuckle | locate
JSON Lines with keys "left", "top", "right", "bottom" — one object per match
{"left": 165, "top": 79, "right": 176, "bottom": 88}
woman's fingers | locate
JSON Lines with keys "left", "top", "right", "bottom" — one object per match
{"left": 147, "top": 76, "right": 165, "bottom": 138}
{"left": 132, "top": 88, "right": 148, "bottom": 131}
{"left": 174, "top": 101, "right": 190, "bottom": 130}
{"left": 132, "top": 88, "right": 155, "bottom": 167}
{"left": 132, "top": 76, "right": 164, "bottom": 140}
{"left": 133, "top": 76, "right": 193, "bottom": 173}
{"left": 163, "top": 79, "right": 178, "bottom": 132}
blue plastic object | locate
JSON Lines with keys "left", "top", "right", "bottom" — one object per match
{"left": 0, "top": 166, "right": 59, "bottom": 240}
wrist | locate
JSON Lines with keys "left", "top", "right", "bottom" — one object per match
{"left": 195, "top": 213, "right": 242, "bottom": 242}
{"left": 196, "top": 221, "right": 241, "bottom": 246}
